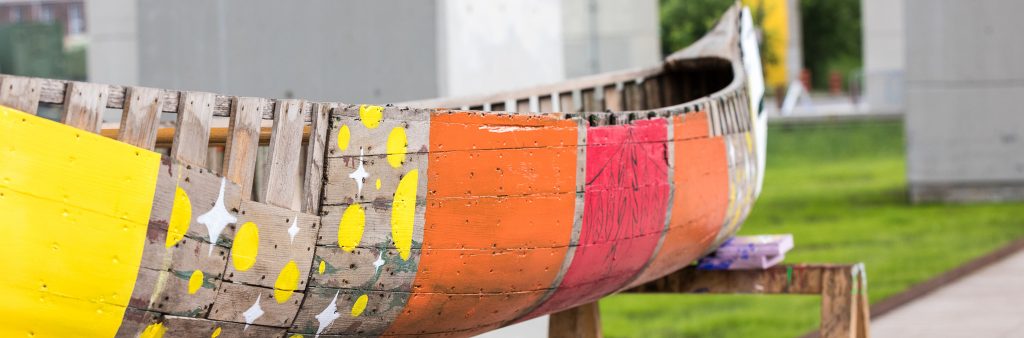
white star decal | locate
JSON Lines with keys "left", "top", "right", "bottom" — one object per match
{"left": 348, "top": 148, "right": 369, "bottom": 194}
{"left": 287, "top": 216, "right": 300, "bottom": 244}
{"left": 242, "top": 293, "right": 264, "bottom": 329}
{"left": 373, "top": 250, "right": 386, "bottom": 274}
{"left": 197, "top": 178, "right": 237, "bottom": 255}
{"left": 314, "top": 291, "right": 341, "bottom": 336}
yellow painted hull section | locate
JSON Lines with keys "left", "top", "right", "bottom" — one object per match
{"left": 0, "top": 106, "right": 160, "bottom": 337}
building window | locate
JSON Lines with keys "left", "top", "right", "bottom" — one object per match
{"left": 10, "top": 7, "right": 22, "bottom": 22}
{"left": 69, "top": 5, "right": 84, "bottom": 34}
{"left": 39, "top": 5, "right": 53, "bottom": 23}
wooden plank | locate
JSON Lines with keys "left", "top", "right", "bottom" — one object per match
{"left": 559, "top": 91, "right": 575, "bottom": 113}
{"left": 549, "top": 302, "right": 602, "bottom": 338}
{"left": 624, "top": 81, "right": 645, "bottom": 110}
{"left": 624, "top": 265, "right": 835, "bottom": 294}
{"left": 302, "top": 102, "right": 332, "bottom": 214}
{"left": 539, "top": 94, "right": 554, "bottom": 113}
{"left": 171, "top": 91, "right": 216, "bottom": 166}
{"left": 261, "top": 99, "right": 306, "bottom": 209}
{"left": 162, "top": 316, "right": 288, "bottom": 337}
{"left": 118, "top": 86, "right": 165, "bottom": 149}
{"left": 308, "top": 247, "right": 417, "bottom": 290}
{"left": 516, "top": 99, "right": 530, "bottom": 113}
{"left": 291, "top": 287, "right": 406, "bottom": 336}
{"left": 224, "top": 200, "right": 320, "bottom": 290}
{"left": 644, "top": 76, "right": 664, "bottom": 109}
{"left": 147, "top": 160, "right": 243, "bottom": 244}
{"left": 223, "top": 97, "right": 266, "bottom": 199}
{"left": 0, "top": 75, "right": 42, "bottom": 114}
{"left": 603, "top": 84, "right": 623, "bottom": 112}
{"left": 581, "top": 89, "right": 601, "bottom": 112}
{"left": 821, "top": 266, "right": 855, "bottom": 338}
{"left": 60, "top": 81, "right": 109, "bottom": 132}
{"left": 208, "top": 282, "right": 303, "bottom": 328}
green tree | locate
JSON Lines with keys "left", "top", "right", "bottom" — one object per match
{"left": 800, "top": 0, "right": 862, "bottom": 89}
{"left": 659, "top": 0, "right": 734, "bottom": 56}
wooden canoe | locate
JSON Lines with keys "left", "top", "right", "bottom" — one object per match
{"left": 0, "top": 4, "right": 766, "bottom": 337}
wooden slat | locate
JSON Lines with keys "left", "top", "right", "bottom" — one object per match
{"left": 624, "top": 81, "right": 645, "bottom": 110}
{"left": 117, "top": 86, "right": 165, "bottom": 150}
{"left": 539, "top": 95, "right": 554, "bottom": 113}
{"left": 223, "top": 97, "right": 266, "bottom": 199}
{"left": 821, "top": 266, "right": 855, "bottom": 338}
{"left": 549, "top": 302, "right": 602, "bottom": 338}
{"left": 170, "top": 91, "right": 216, "bottom": 166}
{"left": 559, "top": 91, "right": 575, "bottom": 113}
{"left": 0, "top": 75, "right": 42, "bottom": 115}
{"left": 644, "top": 76, "right": 664, "bottom": 109}
{"left": 60, "top": 81, "right": 109, "bottom": 133}
{"left": 581, "top": 89, "right": 601, "bottom": 112}
{"left": 261, "top": 99, "right": 305, "bottom": 209}
{"left": 603, "top": 84, "right": 623, "bottom": 112}
{"left": 223, "top": 201, "right": 319, "bottom": 290}
{"left": 301, "top": 102, "right": 331, "bottom": 214}
{"left": 516, "top": 99, "right": 530, "bottom": 113}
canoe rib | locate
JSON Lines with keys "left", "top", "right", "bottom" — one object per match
{"left": 0, "top": 4, "right": 762, "bottom": 337}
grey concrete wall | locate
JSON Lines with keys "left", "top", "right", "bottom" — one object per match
{"left": 862, "top": 0, "right": 904, "bottom": 113}
{"left": 85, "top": 0, "right": 138, "bottom": 86}
{"left": 906, "top": 0, "right": 1024, "bottom": 202}
{"left": 561, "top": 0, "right": 660, "bottom": 78}
{"left": 133, "top": 0, "right": 439, "bottom": 104}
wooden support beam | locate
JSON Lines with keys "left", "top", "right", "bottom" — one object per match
{"left": 170, "top": 91, "right": 216, "bottom": 166}
{"left": 260, "top": 99, "right": 305, "bottom": 209}
{"left": 117, "top": 87, "right": 165, "bottom": 150}
{"left": 222, "top": 97, "right": 266, "bottom": 199}
{"left": 549, "top": 301, "right": 602, "bottom": 338}
{"left": 300, "top": 102, "right": 331, "bottom": 214}
{"left": 552, "top": 264, "right": 870, "bottom": 338}
{"left": 61, "top": 81, "right": 109, "bottom": 133}
{"left": 0, "top": 75, "right": 41, "bottom": 115}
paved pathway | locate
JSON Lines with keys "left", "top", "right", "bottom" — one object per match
{"left": 872, "top": 250, "right": 1024, "bottom": 337}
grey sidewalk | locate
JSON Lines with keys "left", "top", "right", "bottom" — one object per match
{"left": 872, "top": 249, "right": 1024, "bottom": 337}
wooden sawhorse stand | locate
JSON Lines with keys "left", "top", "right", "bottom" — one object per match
{"left": 550, "top": 264, "right": 869, "bottom": 338}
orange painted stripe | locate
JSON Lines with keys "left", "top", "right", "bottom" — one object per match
{"left": 384, "top": 112, "right": 577, "bottom": 335}
{"left": 631, "top": 112, "right": 730, "bottom": 284}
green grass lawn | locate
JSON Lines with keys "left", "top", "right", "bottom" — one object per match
{"left": 601, "top": 120, "right": 1024, "bottom": 338}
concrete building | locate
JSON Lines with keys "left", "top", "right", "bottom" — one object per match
{"left": 85, "top": 0, "right": 660, "bottom": 105}
{"left": 861, "top": 0, "right": 904, "bottom": 113}
{"left": 905, "top": 0, "right": 1024, "bottom": 202}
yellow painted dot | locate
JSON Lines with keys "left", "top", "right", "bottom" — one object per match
{"left": 140, "top": 322, "right": 167, "bottom": 338}
{"left": 188, "top": 270, "right": 204, "bottom": 294}
{"left": 351, "top": 294, "right": 369, "bottom": 317}
{"left": 318, "top": 260, "right": 326, "bottom": 274}
{"left": 375, "top": 178, "right": 381, "bottom": 190}
{"left": 386, "top": 127, "right": 407, "bottom": 168}
{"left": 337, "top": 124, "right": 351, "bottom": 151}
{"left": 232, "top": 222, "right": 259, "bottom": 271}
{"left": 337, "top": 203, "right": 365, "bottom": 252}
{"left": 274, "top": 260, "right": 300, "bottom": 303}
{"left": 211, "top": 327, "right": 221, "bottom": 338}
{"left": 166, "top": 186, "right": 191, "bottom": 247}
{"left": 359, "top": 104, "right": 383, "bottom": 129}
{"left": 288, "top": 335, "right": 304, "bottom": 338}
{"left": 392, "top": 170, "right": 418, "bottom": 260}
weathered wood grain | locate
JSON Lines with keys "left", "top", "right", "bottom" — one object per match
{"left": 581, "top": 89, "right": 600, "bottom": 112}
{"left": 317, "top": 203, "right": 426, "bottom": 249}
{"left": 321, "top": 154, "right": 428, "bottom": 205}
{"left": 261, "top": 99, "right": 306, "bottom": 209}
{"left": 624, "top": 81, "right": 645, "bottom": 110}
{"left": 118, "top": 86, "right": 165, "bottom": 149}
{"left": 171, "top": 91, "right": 216, "bottom": 166}
{"left": 302, "top": 102, "right": 332, "bottom": 214}
{"left": 539, "top": 94, "right": 554, "bottom": 113}
{"left": 0, "top": 75, "right": 41, "bottom": 114}
{"left": 326, "top": 106, "right": 430, "bottom": 158}
{"left": 163, "top": 316, "right": 288, "bottom": 337}
{"left": 148, "top": 159, "right": 242, "bottom": 245}
{"left": 309, "top": 247, "right": 418, "bottom": 291}
{"left": 291, "top": 287, "right": 408, "bottom": 336}
{"left": 223, "top": 97, "right": 267, "bottom": 199}
{"left": 224, "top": 200, "right": 319, "bottom": 291}
{"left": 821, "top": 267, "right": 855, "bottom": 338}
{"left": 603, "top": 84, "right": 623, "bottom": 112}
{"left": 127, "top": 267, "right": 220, "bottom": 317}
{"left": 61, "top": 81, "right": 109, "bottom": 132}
{"left": 644, "top": 76, "right": 664, "bottom": 109}
{"left": 208, "top": 282, "right": 303, "bottom": 327}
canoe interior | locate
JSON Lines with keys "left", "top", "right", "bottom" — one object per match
{"left": 0, "top": 4, "right": 765, "bottom": 337}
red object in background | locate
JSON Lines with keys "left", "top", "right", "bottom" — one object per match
{"left": 800, "top": 69, "right": 812, "bottom": 92}
{"left": 829, "top": 71, "right": 843, "bottom": 95}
